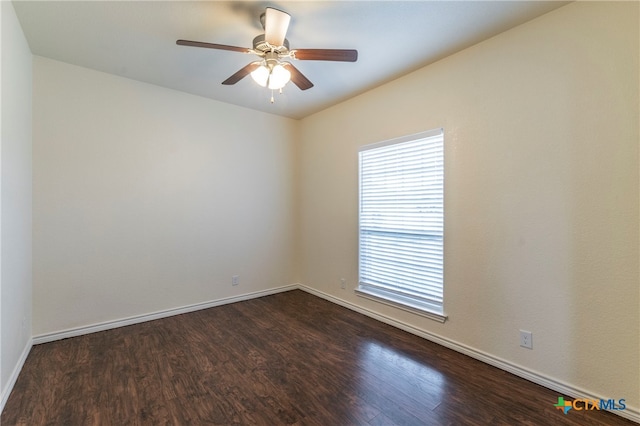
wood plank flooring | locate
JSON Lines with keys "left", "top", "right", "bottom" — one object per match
{"left": 2, "top": 290, "right": 635, "bottom": 425}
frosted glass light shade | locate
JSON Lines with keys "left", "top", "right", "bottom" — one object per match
{"left": 250, "top": 65, "right": 269, "bottom": 87}
{"left": 268, "top": 64, "right": 291, "bottom": 90}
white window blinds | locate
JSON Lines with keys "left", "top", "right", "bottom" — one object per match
{"left": 357, "top": 129, "right": 445, "bottom": 319}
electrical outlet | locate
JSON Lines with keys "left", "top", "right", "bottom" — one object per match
{"left": 520, "top": 330, "right": 533, "bottom": 349}
{"left": 340, "top": 278, "right": 346, "bottom": 289}
{"left": 232, "top": 275, "right": 239, "bottom": 286}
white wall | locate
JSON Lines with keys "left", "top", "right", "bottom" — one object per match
{"left": 0, "top": 0, "right": 33, "bottom": 406}
{"left": 32, "top": 57, "right": 298, "bottom": 336}
{"left": 299, "top": 1, "right": 639, "bottom": 413}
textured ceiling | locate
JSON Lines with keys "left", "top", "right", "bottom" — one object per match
{"left": 13, "top": 1, "right": 569, "bottom": 119}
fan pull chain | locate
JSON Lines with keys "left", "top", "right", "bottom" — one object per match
{"left": 269, "top": 88, "right": 284, "bottom": 104}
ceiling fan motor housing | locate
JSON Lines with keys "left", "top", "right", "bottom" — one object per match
{"left": 253, "top": 34, "right": 289, "bottom": 54}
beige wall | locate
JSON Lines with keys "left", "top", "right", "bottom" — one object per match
{"left": 1, "top": 0, "right": 33, "bottom": 404}
{"left": 32, "top": 57, "right": 299, "bottom": 335}
{"left": 299, "top": 1, "right": 639, "bottom": 411}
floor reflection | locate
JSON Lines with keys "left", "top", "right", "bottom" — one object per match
{"left": 354, "top": 339, "right": 446, "bottom": 423}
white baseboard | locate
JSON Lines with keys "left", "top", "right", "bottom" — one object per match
{"left": 0, "top": 338, "right": 33, "bottom": 415}
{"left": 33, "top": 284, "right": 298, "bottom": 345}
{"left": 297, "top": 284, "right": 640, "bottom": 424}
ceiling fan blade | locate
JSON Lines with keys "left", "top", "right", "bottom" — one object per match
{"left": 222, "top": 62, "right": 261, "bottom": 85}
{"left": 264, "top": 8, "right": 291, "bottom": 47}
{"left": 176, "top": 39, "right": 250, "bottom": 53}
{"left": 285, "top": 63, "right": 314, "bottom": 90}
{"left": 293, "top": 49, "right": 358, "bottom": 62}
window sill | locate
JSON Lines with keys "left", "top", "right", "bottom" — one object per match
{"left": 355, "top": 286, "right": 448, "bottom": 323}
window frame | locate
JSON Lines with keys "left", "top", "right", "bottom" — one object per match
{"left": 356, "top": 129, "right": 447, "bottom": 323}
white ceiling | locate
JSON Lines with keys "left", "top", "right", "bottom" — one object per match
{"left": 13, "top": 1, "right": 569, "bottom": 120}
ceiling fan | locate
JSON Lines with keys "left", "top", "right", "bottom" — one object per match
{"left": 176, "top": 7, "right": 358, "bottom": 94}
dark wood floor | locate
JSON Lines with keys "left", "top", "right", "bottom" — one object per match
{"left": 2, "top": 290, "right": 635, "bottom": 425}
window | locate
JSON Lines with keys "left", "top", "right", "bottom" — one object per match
{"left": 356, "top": 129, "right": 446, "bottom": 322}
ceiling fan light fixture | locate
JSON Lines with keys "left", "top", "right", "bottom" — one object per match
{"left": 268, "top": 63, "right": 291, "bottom": 90}
{"left": 250, "top": 61, "right": 291, "bottom": 90}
